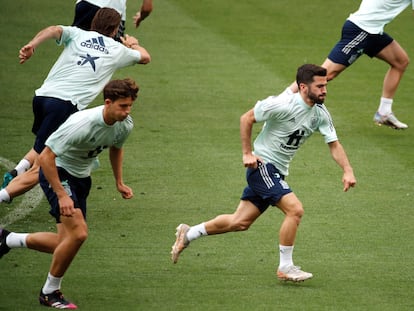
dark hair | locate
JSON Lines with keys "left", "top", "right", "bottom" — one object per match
{"left": 296, "top": 64, "right": 327, "bottom": 86}
{"left": 90, "top": 8, "right": 121, "bottom": 37}
{"left": 103, "top": 78, "right": 139, "bottom": 101}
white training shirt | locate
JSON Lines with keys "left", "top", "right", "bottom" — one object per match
{"left": 253, "top": 93, "right": 338, "bottom": 176}
{"left": 348, "top": 0, "right": 414, "bottom": 34}
{"left": 35, "top": 26, "right": 141, "bottom": 110}
{"left": 76, "top": 0, "right": 127, "bottom": 20}
{"left": 45, "top": 105, "right": 133, "bottom": 178}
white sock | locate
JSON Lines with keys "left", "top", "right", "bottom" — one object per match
{"left": 186, "top": 223, "right": 207, "bottom": 242}
{"left": 42, "top": 272, "right": 62, "bottom": 294}
{"left": 279, "top": 245, "right": 294, "bottom": 269}
{"left": 0, "top": 189, "right": 11, "bottom": 203}
{"left": 378, "top": 97, "right": 393, "bottom": 116}
{"left": 6, "top": 233, "right": 28, "bottom": 248}
{"left": 15, "top": 158, "right": 31, "bottom": 175}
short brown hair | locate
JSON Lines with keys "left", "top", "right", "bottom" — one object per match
{"left": 103, "top": 78, "right": 139, "bottom": 102}
{"left": 90, "top": 8, "right": 121, "bottom": 37}
{"left": 296, "top": 64, "right": 327, "bottom": 86}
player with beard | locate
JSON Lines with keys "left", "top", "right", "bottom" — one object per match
{"left": 171, "top": 64, "right": 356, "bottom": 282}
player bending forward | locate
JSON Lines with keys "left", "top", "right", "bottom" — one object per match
{"left": 0, "top": 78, "right": 139, "bottom": 309}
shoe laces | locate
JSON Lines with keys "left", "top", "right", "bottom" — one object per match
{"left": 289, "top": 265, "right": 302, "bottom": 272}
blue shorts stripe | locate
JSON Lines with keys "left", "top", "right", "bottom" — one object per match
{"left": 328, "top": 20, "right": 394, "bottom": 66}
{"left": 258, "top": 163, "right": 275, "bottom": 189}
{"left": 241, "top": 163, "right": 292, "bottom": 213}
{"left": 342, "top": 31, "right": 368, "bottom": 54}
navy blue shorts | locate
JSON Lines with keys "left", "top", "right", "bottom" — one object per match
{"left": 72, "top": 1, "right": 124, "bottom": 41}
{"left": 327, "top": 20, "right": 394, "bottom": 66}
{"left": 39, "top": 167, "right": 91, "bottom": 223}
{"left": 72, "top": 0, "right": 100, "bottom": 31}
{"left": 32, "top": 96, "right": 78, "bottom": 153}
{"left": 241, "top": 162, "right": 292, "bottom": 213}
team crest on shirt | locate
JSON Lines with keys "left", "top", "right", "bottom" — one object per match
{"left": 77, "top": 54, "right": 100, "bottom": 71}
{"left": 310, "top": 116, "right": 318, "bottom": 128}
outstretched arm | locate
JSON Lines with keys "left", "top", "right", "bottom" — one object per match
{"left": 328, "top": 140, "right": 356, "bottom": 192}
{"left": 133, "top": 0, "right": 153, "bottom": 28}
{"left": 109, "top": 146, "right": 133, "bottom": 199}
{"left": 19, "top": 25, "right": 63, "bottom": 64}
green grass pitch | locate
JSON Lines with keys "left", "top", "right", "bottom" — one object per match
{"left": 1, "top": 1, "right": 414, "bottom": 310}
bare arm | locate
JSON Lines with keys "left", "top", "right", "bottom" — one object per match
{"left": 240, "top": 109, "right": 261, "bottom": 168}
{"left": 19, "top": 25, "right": 63, "bottom": 64}
{"left": 133, "top": 0, "right": 153, "bottom": 28}
{"left": 328, "top": 140, "right": 356, "bottom": 192}
{"left": 120, "top": 34, "right": 151, "bottom": 64}
{"left": 109, "top": 146, "right": 133, "bottom": 199}
{"left": 38, "top": 147, "right": 75, "bottom": 216}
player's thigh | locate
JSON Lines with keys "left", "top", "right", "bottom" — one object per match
{"left": 376, "top": 40, "right": 409, "bottom": 69}
{"left": 276, "top": 192, "right": 303, "bottom": 217}
{"left": 233, "top": 200, "right": 262, "bottom": 225}
{"left": 61, "top": 209, "right": 88, "bottom": 240}
{"left": 321, "top": 58, "right": 347, "bottom": 80}
{"left": 54, "top": 211, "right": 88, "bottom": 245}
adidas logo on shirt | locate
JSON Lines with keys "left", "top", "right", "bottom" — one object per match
{"left": 80, "top": 36, "right": 109, "bottom": 54}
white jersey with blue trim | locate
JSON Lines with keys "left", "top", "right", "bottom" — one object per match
{"left": 348, "top": 0, "right": 413, "bottom": 34}
{"left": 35, "top": 26, "right": 141, "bottom": 110}
{"left": 45, "top": 105, "right": 133, "bottom": 178}
{"left": 253, "top": 92, "right": 338, "bottom": 176}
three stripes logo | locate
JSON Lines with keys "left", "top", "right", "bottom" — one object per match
{"left": 258, "top": 163, "right": 290, "bottom": 190}
{"left": 342, "top": 31, "right": 366, "bottom": 65}
{"left": 258, "top": 163, "right": 275, "bottom": 189}
{"left": 80, "top": 36, "right": 109, "bottom": 54}
{"left": 77, "top": 36, "right": 109, "bottom": 71}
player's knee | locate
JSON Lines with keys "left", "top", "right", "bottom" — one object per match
{"left": 327, "top": 70, "right": 340, "bottom": 81}
{"left": 394, "top": 55, "right": 409, "bottom": 72}
{"left": 287, "top": 203, "right": 304, "bottom": 224}
{"left": 74, "top": 230, "right": 88, "bottom": 244}
{"left": 402, "top": 56, "right": 409, "bottom": 70}
{"left": 231, "top": 219, "right": 253, "bottom": 231}
{"left": 72, "top": 225, "right": 88, "bottom": 244}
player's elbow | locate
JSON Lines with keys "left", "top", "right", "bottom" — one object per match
{"left": 38, "top": 148, "right": 52, "bottom": 168}
{"left": 139, "top": 52, "right": 151, "bottom": 64}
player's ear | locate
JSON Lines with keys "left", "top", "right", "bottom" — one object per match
{"left": 104, "top": 98, "right": 113, "bottom": 106}
{"left": 298, "top": 82, "right": 307, "bottom": 91}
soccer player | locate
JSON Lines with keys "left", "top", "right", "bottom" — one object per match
{"left": 0, "top": 8, "right": 150, "bottom": 201}
{"left": 171, "top": 64, "right": 357, "bottom": 282}
{"left": 0, "top": 78, "right": 139, "bottom": 309}
{"left": 73, "top": 0, "right": 153, "bottom": 40}
{"left": 286, "top": 0, "right": 412, "bottom": 129}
